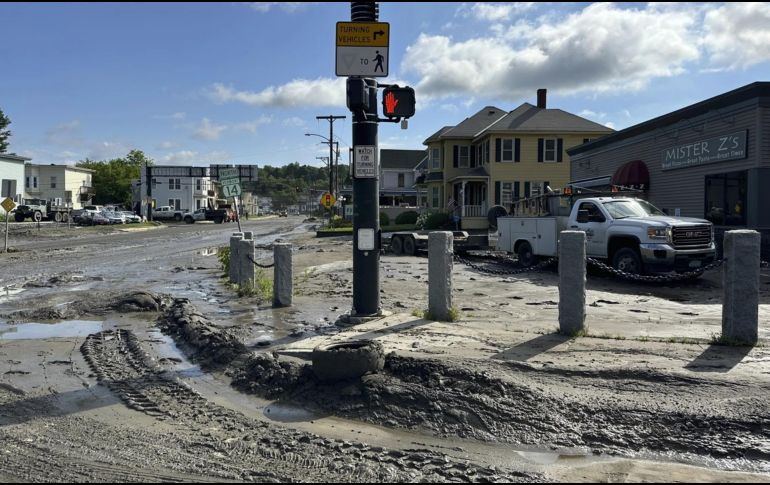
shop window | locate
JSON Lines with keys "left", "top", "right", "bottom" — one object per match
{"left": 705, "top": 170, "right": 747, "bottom": 226}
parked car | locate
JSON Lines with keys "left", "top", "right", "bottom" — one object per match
{"left": 79, "top": 212, "right": 110, "bottom": 226}
{"left": 120, "top": 211, "right": 141, "bottom": 223}
{"left": 152, "top": 206, "right": 185, "bottom": 222}
{"left": 183, "top": 209, "right": 207, "bottom": 224}
{"left": 101, "top": 211, "right": 126, "bottom": 224}
{"left": 279, "top": 211, "right": 288, "bottom": 217}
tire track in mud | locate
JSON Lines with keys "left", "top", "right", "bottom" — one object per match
{"left": 80, "top": 329, "right": 536, "bottom": 482}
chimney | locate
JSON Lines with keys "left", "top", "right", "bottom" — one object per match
{"left": 537, "top": 88, "right": 547, "bottom": 109}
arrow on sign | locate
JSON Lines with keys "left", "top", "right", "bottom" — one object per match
{"left": 373, "top": 30, "right": 385, "bottom": 40}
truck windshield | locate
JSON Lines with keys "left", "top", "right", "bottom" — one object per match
{"left": 602, "top": 200, "right": 665, "bottom": 219}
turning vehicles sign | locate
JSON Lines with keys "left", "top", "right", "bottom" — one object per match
{"left": 336, "top": 21, "right": 389, "bottom": 77}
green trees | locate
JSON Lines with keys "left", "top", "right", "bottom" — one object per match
{"left": 77, "top": 150, "right": 153, "bottom": 206}
{"left": 0, "top": 108, "right": 11, "bottom": 153}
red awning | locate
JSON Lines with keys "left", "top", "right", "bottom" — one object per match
{"left": 611, "top": 160, "right": 649, "bottom": 189}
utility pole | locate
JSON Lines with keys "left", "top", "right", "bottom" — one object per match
{"left": 316, "top": 115, "right": 346, "bottom": 214}
{"left": 349, "top": 1, "right": 380, "bottom": 317}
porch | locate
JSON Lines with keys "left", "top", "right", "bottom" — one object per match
{"left": 450, "top": 173, "right": 489, "bottom": 230}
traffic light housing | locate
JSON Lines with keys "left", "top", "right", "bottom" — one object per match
{"left": 381, "top": 86, "right": 415, "bottom": 119}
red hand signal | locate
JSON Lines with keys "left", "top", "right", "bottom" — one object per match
{"left": 384, "top": 91, "right": 399, "bottom": 114}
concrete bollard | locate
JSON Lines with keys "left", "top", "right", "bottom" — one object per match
{"left": 238, "top": 238, "right": 255, "bottom": 287}
{"left": 428, "top": 232, "right": 453, "bottom": 321}
{"left": 273, "top": 243, "right": 293, "bottom": 307}
{"left": 722, "top": 230, "right": 760, "bottom": 345}
{"left": 229, "top": 233, "right": 244, "bottom": 284}
{"left": 558, "top": 231, "right": 587, "bottom": 335}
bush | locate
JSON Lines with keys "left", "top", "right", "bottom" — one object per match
{"left": 217, "top": 246, "right": 230, "bottom": 276}
{"left": 329, "top": 215, "right": 352, "bottom": 228}
{"left": 395, "top": 211, "right": 419, "bottom": 225}
{"left": 380, "top": 212, "right": 390, "bottom": 226}
{"left": 424, "top": 212, "right": 450, "bottom": 230}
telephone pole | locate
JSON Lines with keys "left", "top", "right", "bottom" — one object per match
{"left": 316, "top": 115, "right": 346, "bottom": 214}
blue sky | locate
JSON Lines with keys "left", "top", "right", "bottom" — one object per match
{"left": 2, "top": 2, "right": 769, "bottom": 167}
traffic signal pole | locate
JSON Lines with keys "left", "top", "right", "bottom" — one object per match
{"left": 350, "top": 1, "right": 380, "bottom": 317}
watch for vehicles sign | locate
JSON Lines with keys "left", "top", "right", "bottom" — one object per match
{"left": 1, "top": 197, "right": 15, "bottom": 213}
{"left": 336, "top": 21, "right": 389, "bottom": 77}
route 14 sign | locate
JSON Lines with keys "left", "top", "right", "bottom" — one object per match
{"left": 336, "top": 21, "right": 389, "bottom": 77}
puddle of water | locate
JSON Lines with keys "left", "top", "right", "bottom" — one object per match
{"left": 0, "top": 287, "right": 26, "bottom": 305}
{"left": 0, "top": 320, "right": 104, "bottom": 340}
{"left": 263, "top": 402, "right": 323, "bottom": 423}
{"left": 516, "top": 450, "right": 602, "bottom": 466}
{"left": 147, "top": 330, "right": 203, "bottom": 378}
{"left": 198, "top": 247, "right": 219, "bottom": 257}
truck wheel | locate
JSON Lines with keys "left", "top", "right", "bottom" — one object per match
{"left": 612, "top": 248, "right": 643, "bottom": 275}
{"left": 34, "top": 211, "right": 43, "bottom": 222}
{"left": 61, "top": 213, "right": 70, "bottom": 223}
{"left": 517, "top": 241, "right": 538, "bottom": 267}
{"left": 184, "top": 216, "right": 193, "bottom": 224}
{"left": 311, "top": 340, "right": 385, "bottom": 382}
{"left": 174, "top": 213, "right": 182, "bottom": 222}
{"left": 403, "top": 236, "right": 416, "bottom": 256}
{"left": 54, "top": 212, "right": 62, "bottom": 223}
{"left": 14, "top": 213, "right": 25, "bottom": 222}
{"left": 390, "top": 236, "right": 403, "bottom": 255}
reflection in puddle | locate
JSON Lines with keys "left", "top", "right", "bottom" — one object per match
{"left": 198, "top": 247, "right": 219, "bottom": 257}
{"left": 148, "top": 330, "right": 203, "bottom": 378}
{"left": 0, "top": 287, "right": 25, "bottom": 303}
{"left": 0, "top": 320, "right": 104, "bottom": 340}
{"left": 264, "top": 402, "right": 322, "bottom": 423}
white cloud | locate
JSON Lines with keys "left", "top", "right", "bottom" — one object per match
{"left": 45, "top": 120, "right": 81, "bottom": 145}
{"left": 458, "top": 2, "right": 535, "bottom": 22}
{"left": 234, "top": 115, "right": 273, "bottom": 133}
{"left": 209, "top": 78, "right": 347, "bottom": 108}
{"left": 157, "top": 141, "right": 178, "bottom": 150}
{"left": 246, "top": 2, "right": 313, "bottom": 14}
{"left": 702, "top": 2, "right": 770, "bottom": 70}
{"left": 282, "top": 116, "right": 307, "bottom": 127}
{"left": 579, "top": 109, "right": 607, "bottom": 120}
{"left": 402, "top": 3, "right": 702, "bottom": 101}
{"left": 604, "top": 121, "right": 616, "bottom": 130}
{"left": 193, "top": 118, "right": 227, "bottom": 141}
{"left": 621, "top": 109, "right": 632, "bottom": 118}
{"left": 154, "top": 112, "right": 186, "bottom": 121}
{"left": 159, "top": 150, "right": 231, "bottom": 166}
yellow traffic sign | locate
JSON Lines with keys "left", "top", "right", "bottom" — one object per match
{"left": 1, "top": 197, "right": 15, "bottom": 213}
{"left": 336, "top": 22, "right": 389, "bottom": 47}
{"left": 319, "top": 192, "right": 336, "bottom": 209}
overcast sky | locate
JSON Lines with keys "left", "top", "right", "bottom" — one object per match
{"left": 2, "top": 2, "right": 769, "bottom": 167}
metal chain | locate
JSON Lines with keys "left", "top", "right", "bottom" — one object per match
{"left": 454, "top": 253, "right": 556, "bottom": 275}
{"left": 246, "top": 254, "right": 275, "bottom": 269}
{"left": 586, "top": 257, "right": 724, "bottom": 283}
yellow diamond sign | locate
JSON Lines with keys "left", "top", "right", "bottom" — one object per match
{"left": 319, "top": 192, "right": 336, "bottom": 209}
{"left": 1, "top": 197, "right": 15, "bottom": 213}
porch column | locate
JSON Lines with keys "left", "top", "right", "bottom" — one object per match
{"left": 461, "top": 181, "right": 467, "bottom": 217}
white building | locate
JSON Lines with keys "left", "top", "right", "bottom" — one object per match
{"left": 136, "top": 165, "right": 216, "bottom": 217}
{"left": 378, "top": 149, "right": 426, "bottom": 207}
{"left": 0, "top": 154, "right": 28, "bottom": 213}
{"left": 24, "top": 164, "right": 95, "bottom": 209}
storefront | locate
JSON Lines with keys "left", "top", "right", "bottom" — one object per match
{"left": 568, "top": 82, "right": 770, "bottom": 256}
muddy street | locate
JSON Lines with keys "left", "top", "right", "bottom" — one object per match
{"left": 1, "top": 220, "right": 769, "bottom": 482}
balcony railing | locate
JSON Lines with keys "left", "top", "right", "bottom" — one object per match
{"left": 462, "top": 204, "right": 487, "bottom": 217}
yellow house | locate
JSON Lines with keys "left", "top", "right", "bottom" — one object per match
{"left": 421, "top": 90, "right": 614, "bottom": 229}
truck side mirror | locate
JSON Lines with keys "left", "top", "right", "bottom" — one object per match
{"left": 576, "top": 209, "right": 590, "bottom": 223}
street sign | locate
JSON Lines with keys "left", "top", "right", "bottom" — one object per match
{"left": 354, "top": 145, "right": 377, "bottom": 178}
{"left": 1, "top": 197, "right": 15, "bottom": 213}
{"left": 319, "top": 192, "right": 336, "bottom": 209}
{"left": 218, "top": 167, "right": 242, "bottom": 198}
{"left": 222, "top": 182, "right": 242, "bottom": 198}
{"left": 218, "top": 168, "right": 239, "bottom": 181}
{"left": 336, "top": 21, "right": 389, "bottom": 77}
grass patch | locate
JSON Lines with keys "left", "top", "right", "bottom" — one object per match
{"left": 315, "top": 223, "right": 418, "bottom": 236}
{"left": 709, "top": 333, "right": 757, "bottom": 347}
{"left": 417, "top": 306, "right": 461, "bottom": 322}
{"left": 218, "top": 246, "right": 231, "bottom": 277}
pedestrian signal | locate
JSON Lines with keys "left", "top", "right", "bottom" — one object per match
{"left": 381, "top": 86, "right": 415, "bottom": 119}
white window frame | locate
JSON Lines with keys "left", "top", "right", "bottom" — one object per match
{"left": 501, "top": 182, "right": 514, "bottom": 207}
{"left": 33, "top": 176, "right": 38, "bottom": 189}
{"left": 50, "top": 176, "right": 57, "bottom": 189}
{"left": 430, "top": 148, "right": 440, "bottom": 169}
{"left": 502, "top": 139, "right": 514, "bottom": 162}
{"left": 543, "top": 139, "right": 557, "bottom": 163}
{"left": 25, "top": 176, "right": 30, "bottom": 189}
{"left": 431, "top": 187, "right": 440, "bottom": 208}
{"left": 458, "top": 146, "right": 470, "bottom": 168}
{"left": 196, "top": 179, "right": 202, "bottom": 191}
{"left": 397, "top": 173, "right": 405, "bottom": 188}
{"left": 168, "top": 199, "right": 181, "bottom": 210}
{"left": 169, "top": 178, "right": 181, "bottom": 190}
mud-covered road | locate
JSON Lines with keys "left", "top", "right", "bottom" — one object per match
{"left": 1, "top": 219, "right": 769, "bottom": 482}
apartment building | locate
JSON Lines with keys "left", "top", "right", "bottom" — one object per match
{"left": 136, "top": 166, "right": 216, "bottom": 216}
{"left": 421, "top": 89, "right": 613, "bottom": 229}
{"left": 0, "top": 154, "right": 28, "bottom": 213}
{"left": 24, "top": 163, "right": 95, "bottom": 209}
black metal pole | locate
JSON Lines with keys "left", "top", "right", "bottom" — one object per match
{"left": 350, "top": 1, "right": 380, "bottom": 316}
{"left": 145, "top": 164, "right": 153, "bottom": 221}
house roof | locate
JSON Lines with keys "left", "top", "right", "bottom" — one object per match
{"left": 25, "top": 163, "right": 94, "bottom": 173}
{"left": 440, "top": 106, "right": 508, "bottom": 138}
{"left": 424, "top": 125, "right": 453, "bottom": 144}
{"left": 424, "top": 171, "right": 444, "bottom": 182}
{"left": 380, "top": 149, "right": 427, "bottom": 170}
{"left": 481, "top": 103, "right": 613, "bottom": 137}
{"left": 568, "top": 81, "right": 770, "bottom": 156}
{"left": 449, "top": 166, "right": 489, "bottom": 182}
{"left": 0, "top": 153, "right": 31, "bottom": 163}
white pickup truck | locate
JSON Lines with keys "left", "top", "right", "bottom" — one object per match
{"left": 151, "top": 206, "right": 185, "bottom": 222}
{"left": 497, "top": 196, "right": 716, "bottom": 274}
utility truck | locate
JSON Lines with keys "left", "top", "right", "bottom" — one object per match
{"left": 14, "top": 198, "right": 72, "bottom": 222}
{"left": 496, "top": 192, "right": 715, "bottom": 275}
